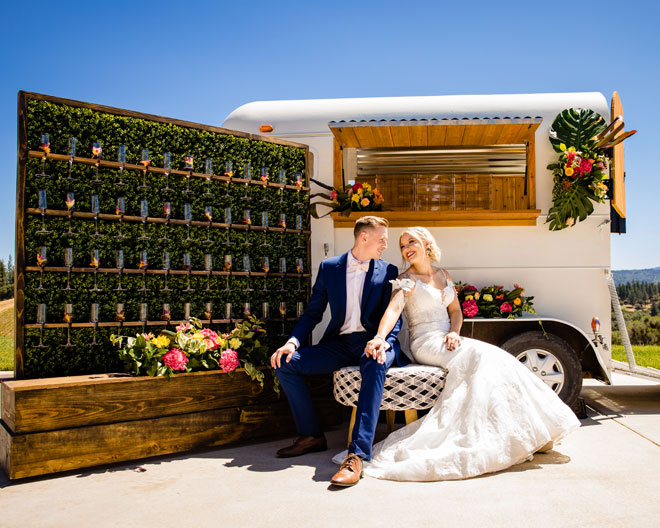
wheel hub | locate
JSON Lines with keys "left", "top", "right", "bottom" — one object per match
{"left": 515, "top": 348, "right": 565, "bottom": 394}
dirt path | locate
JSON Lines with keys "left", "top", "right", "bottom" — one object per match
{"left": 0, "top": 299, "right": 14, "bottom": 312}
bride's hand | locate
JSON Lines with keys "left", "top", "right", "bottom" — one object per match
{"left": 365, "top": 336, "right": 387, "bottom": 364}
{"left": 443, "top": 331, "right": 461, "bottom": 351}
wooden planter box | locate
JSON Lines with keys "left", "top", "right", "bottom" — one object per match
{"left": 0, "top": 369, "right": 341, "bottom": 479}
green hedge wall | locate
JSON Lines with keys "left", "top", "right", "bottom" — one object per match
{"left": 22, "top": 98, "right": 309, "bottom": 378}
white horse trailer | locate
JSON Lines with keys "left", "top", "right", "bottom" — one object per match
{"left": 223, "top": 92, "right": 632, "bottom": 409}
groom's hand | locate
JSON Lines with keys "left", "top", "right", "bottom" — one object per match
{"left": 271, "top": 342, "right": 297, "bottom": 369}
{"left": 365, "top": 338, "right": 387, "bottom": 364}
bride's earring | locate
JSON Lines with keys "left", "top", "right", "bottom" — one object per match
{"left": 426, "top": 247, "right": 431, "bottom": 256}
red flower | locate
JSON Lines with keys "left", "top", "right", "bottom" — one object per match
{"left": 500, "top": 302, "right": 512, "bottom": 313}
{"left": 352, "top": 182, "right": 363, "bottom": 192}
{"left": 163, "top": 348, "right": 188, "bottom": 371}
{"left": 462, "top": 299, "right": 478, "bottom": 318}
{"left": 220, "top": 349, "right": 239, "bottom": 373}
{"left": 496, "top": 294, "right": 504, "bottom": 300}
{"left": 578, "top": 158, "right": 593, "bottom": 176}
{"left": 463, "top": 284, "right": 478, "bottom": 292}
{"left": 201, "top": 328, "right": 220, "bottom": 350}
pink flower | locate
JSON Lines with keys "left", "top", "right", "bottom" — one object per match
{"left": 496, "top": 294, "right": 504, "bottom": 300}
{"left": 331, "top": 190, "right": 338, "bottom": 201}
{"left": 220, "top": 349, "right": 239, "bottom": 373}
{"left": 176, "top": 322, "right": 191, "bottom": 332}
{"left": 578, "top": 158, "right": 593, "bottom": 175}
{"left": 463, "top": 284, "right": 478, "bottom": 292}
{"left": 163, "top": 348, "right": 188, "bottom": 371}
{"left": 141, "top": 332, "right": 154, "bottom": 340}
{"left": 201, "top": 328, "right": 220, "bottom": 350}
{"left": 462, "top": 299, "right": 478, "bottom": 318}
{"left": 566, "top": 151, "right": 576, "bottom": 163}
{"left": 500, "top": 302, "right": 512, "bottom": 313}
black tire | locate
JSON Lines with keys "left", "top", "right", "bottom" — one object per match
{"left": 501, "top": 331, "right": 582, "bottom": 407}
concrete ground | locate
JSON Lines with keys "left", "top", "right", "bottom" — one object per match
{"left": 0, "top": 371, "right": 659, "bottom": 528}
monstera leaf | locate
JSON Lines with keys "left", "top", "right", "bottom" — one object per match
{"left": 549, "top": 108, "right": 607, "bottom": 153}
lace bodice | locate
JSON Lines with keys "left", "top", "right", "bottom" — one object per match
{"left": 390, "top": 277, "right": 455, "bottom": 345}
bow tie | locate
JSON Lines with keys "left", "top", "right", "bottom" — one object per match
{"left": 348, "top": 259, "right": 370, "bottom": 272}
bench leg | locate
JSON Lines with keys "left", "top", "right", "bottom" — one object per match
{"left": 347, "top": 407, "right": 357, "bottom": 448}
{"left": 404, "top": 409, "right": 418, "bottom": 424}
{"left": 386, "top": 410, "right": 395, "bottom": 433}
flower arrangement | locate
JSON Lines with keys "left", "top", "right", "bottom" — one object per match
{"left": 110, "top": 316, "right": 274, "bottom": 391}
{"left": 455, "top": 282, "right": 536, "bottom": 319}
{"left": 546, "top": 107, "right": 635, "bottom": 231}
{"left": 310, "top": 178, "right": 384, "bottom": 218}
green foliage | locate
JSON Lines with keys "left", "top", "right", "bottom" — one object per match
{"left": 22, "top": 97, "right": 309, "bottom": 378}
{"left": 548, "top": 108, "right": 607, "bottom": 153}
{"left": 611, "top": 345, "right": 660, "bottom": 370}
{"left": 0, "top": 337, "right": 13, "bottom": 370}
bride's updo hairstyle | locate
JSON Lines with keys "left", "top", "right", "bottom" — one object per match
{"left": 400, "top": 227, "right": 442, "bottom": 262}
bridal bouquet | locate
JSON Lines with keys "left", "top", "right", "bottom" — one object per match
{"left": 110, "top": 316, "right": 272, "bottom": 389}
{"left": 455, "top": 283, "right": 536, "bottom": 319}
{"left": 310, "top": 178, "right": 384, "bottom": 218}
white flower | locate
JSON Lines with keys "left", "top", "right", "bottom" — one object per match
{"left": 390, "top": 278, "right": 415, "bottom": 292}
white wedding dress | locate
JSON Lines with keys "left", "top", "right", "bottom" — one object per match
{"left": 363, "top": 277, "right": 581, "bottom": 482}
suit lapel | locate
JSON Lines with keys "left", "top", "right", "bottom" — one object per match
{"left": 335, "top": 252, "right": 349, "bottom": 323}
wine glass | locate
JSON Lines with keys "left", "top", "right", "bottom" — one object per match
{"left": 37, "top": 189, "right": 50, "bottom": 234}
{"left": 139, "top": 250, "right": 149, "bottom": 292}
{"left": 204, "top": 302, "right": 213, "bottom": 322}
{"left": 183, "top": 252, "right": 194, "bottom": 292}
{"left": 261, "top": 302, "right": 269, "bottom": 321}
{"left": 184, "top": 203, "right": 193, "bottom": 242}
{"left": 261, "top": 211, "right": 270, "bottom": 248}
{"left": 204, "top": 253, "right": 213, "bottom": 291}
{"left": 162, "top": 251, "right": 171, "bottom": 291}
{"left": 115, "top": 197, "right": 126, "bottom": 239}
{"left": 37, "top": 133, "right": 51, "bottom": 178}
{"left": 296, "top": 301, "right": 304, "bottom": 319}
{"left": 184, "top": 302, "right": 191, "bottom": 321}
{"left": 139, "top": 303, "right": 148, "bottom": 332}
{"left": 90, "top": 303, "right": 100, "bottom": 346}
{"left": 162, "top": 152, "right": 172, "bottom": 192}
{"left": 204, "top": 158, "right": 214, "bottom": 197}
{"left": 223, "top": 254, "right": 231, "bottom": 291}
{"left": 90, "top": 249, "right": 101, "bottom": 292}
{"left": 184, "top": 155, "right": 194, "bottom": 194}
{"left": 115, "top": 303, "right": 125, "bottom": 331}
{"left": 115, "top": 250, "right": 126, "bottom": 291}
{"left": 204, "top": 205, "right": 213, "bottom": 243}
{"left": 225, "top": 302, "right": 232, "bottom": 331}
{"left": 66, "top": 137, "right": 77, "bottom": 181}
{"left": 139, "top": 148, "right": 151, "bottom": 190}
{"left": 224, "top": 207, "right": 232, "bottom": 244}
{"left": 242, "top": 209, "right": 251, "bottom": 246}
{"left": 162, "top": 304, "right": 171, "bottom": 326}
{"left": 222, "top": 161, "right": 234, "bottom": 201}
{"left": 37, "top": 246, "right": 47, "bottom": 290}
{"left": 243, "top": 255, "right": 253, "bottom": 292}
{"left": 63, "top": 248, "right": 73, "bottom": 291}
{"left": 64, "top": 192, "right": 77, "bottom": 236}
{"left": 36, "top": 303, "right": 47, "bottom": 348}
{"left": 278, "top": 169, "right": 286, "bottom": 204}
{"left": 239, "top": 162, "right": 250, "bottom": 200}
{"left": 91, "top": 141, "right": 103, "bottom": 184}
{"left": 91, "top": 194, "right": 102, "bottom": 238}
{"left": 261, "top": 256, "right": 270, "bottom": 292}
{"left": 139, "top": 199, "right": 149, "bottom": 241}
{"left": 160, "top": 202, "right": 171, "bottom": 241}
{"left": 295, "top": 171, "right": 304, "bottom": 205}
{"left": 116, "top": 145, "right": 127, "bottom": 187}
{"left": 260, "top": 167, "right": 268, "bottom": 195}
{"left": 279, "top": 213, "right": 286, "bottom": 246}
{"left": 296, "top": 215, "right": 304, "bottom": 248}
{"left": 279, "top": 257, "right": 287, "bottom": 293}
{"left": 63, "top": 304, "right": 75, "bottom": 347}
{"left": 278, "top": 301, "right": 287, "bottom": 336}
{"left": 296, "top": 257, "right": 304, "bottom": 292}
{"left": 243, "top": 302, "right": 251, "bottom": 320}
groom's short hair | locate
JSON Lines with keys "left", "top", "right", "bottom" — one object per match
{"left": 354, "top": 216, "right": 389, "bottom": 238}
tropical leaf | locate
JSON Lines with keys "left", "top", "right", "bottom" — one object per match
{"left": 549, "top": 108, "right": 607, "bottom": 153}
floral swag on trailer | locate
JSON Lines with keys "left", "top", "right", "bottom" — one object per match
{"left": 456, "top": 282, "right": 537, "bottom": 319}
{"left": 110, "top": 316, "right": 276, "bottom": 392}
{"left": 309, "top": 178, "right": 384, "bottom": 218}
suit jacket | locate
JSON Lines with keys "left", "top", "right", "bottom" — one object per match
{"left": 290, "top": 251, "right": 408, "bottom": 366}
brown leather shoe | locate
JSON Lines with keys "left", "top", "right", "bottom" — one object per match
{"left": 276, "top": 435, "right": 327, "bottom": 457}
{"left": 330, "top": 453, "right": 363, "bottom": 487}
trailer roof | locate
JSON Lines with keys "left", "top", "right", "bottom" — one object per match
{"left": 222, "top": 92, "right": 609, "bottom": 137}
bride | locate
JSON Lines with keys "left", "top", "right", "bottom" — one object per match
{"left": 360, "top": 227, "right": 581, "bottom": 481}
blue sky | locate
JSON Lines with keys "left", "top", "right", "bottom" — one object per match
{"left": 1, "top": 0, "right": 658, "bottom": 270}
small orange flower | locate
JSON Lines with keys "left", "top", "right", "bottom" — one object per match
{"left": 361, "top": 198, "right": 370, "bottom": 207}
{"left": 513, "top": 298, "right": 522, "bottom": 306}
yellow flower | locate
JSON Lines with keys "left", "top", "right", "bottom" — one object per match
{"left": 474, "top": 292, "right": 480, "bottom": 300}
{"left": 565, "top": 167, "right": 574, "bottom": 177}
{"left": 151, "top": 335, "right": 170, "bottom": 348}
{"left": 357, "top": 188, "right": 364, "bottom": 196}
{"left": 229, "top": 338, "right": 242, "bottom": 349}
{"left": 362, "top": 183, "right": 372, "bottom": 192}
{"left": 465, "top": 295, "right": 474, "bottom": 301}
{"left": 483, "top": 294, "right": 493, "bottom": 302}
{"left": 513, "top": 298, "right": 522, "bottom": 306}
{"left": 568, "top": 146, "right": 576, "bottom": 152}
{"left": 351, "top": 194, "right": 360, "bottom": 203}
{"left": 559, "top": 143, "right": 567, "bottom": 151}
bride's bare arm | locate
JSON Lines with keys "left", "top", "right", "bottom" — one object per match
{"left": 444, "top": 270, "right": 463, "bottom": 350}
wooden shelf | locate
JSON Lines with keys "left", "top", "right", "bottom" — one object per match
{"left": 24, "top": 266, "right": 310, "bottom": 277}
{"left": 27, "top": 151, "right": 310, "bottom": 191}
{"left": 330, "top": 209, "right": 541, "bottom": 227}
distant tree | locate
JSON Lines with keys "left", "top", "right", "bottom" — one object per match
{"left": 6, "top": 254, "right": 13, "bottom": 287}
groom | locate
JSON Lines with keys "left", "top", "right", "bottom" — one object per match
{"left": 271, "top": 216, "right": 407, "bottom": 486}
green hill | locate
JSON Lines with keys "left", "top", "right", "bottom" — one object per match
{"left": 0, "top": 299, "right": 14, "bottom": 338}
{"left": 612, "top": 267, "right": 660, "bottom": 285}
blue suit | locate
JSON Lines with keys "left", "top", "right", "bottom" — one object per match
{"left": 275, "top": 251, "right": 406, "bottom": 460}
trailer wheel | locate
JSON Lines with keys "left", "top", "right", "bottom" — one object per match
{"left": 501, "top": 331, "right": 582, "bottom": 406}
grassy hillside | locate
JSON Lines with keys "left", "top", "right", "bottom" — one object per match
{"left": 613, "top": 267, "right": 660, "bottom": 285}
{"left": 0, "top": 298, "right": 14, "bottom": 338}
